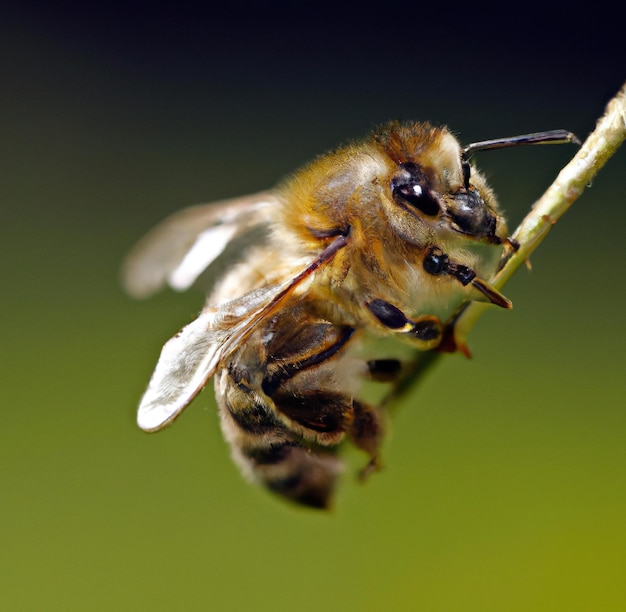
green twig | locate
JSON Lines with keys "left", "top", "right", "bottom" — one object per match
{"left": 387, "top": 82, "right": 626, "bottom": 409}
{"left": 452, "top": 81, "right": 626, "bottom": 349}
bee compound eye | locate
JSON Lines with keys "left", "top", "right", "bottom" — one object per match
{"left": 423, "top": 247, "right": 449, "bottom": 276}
{"left": 391, "top": 163, "right": 441, "bottom": 217}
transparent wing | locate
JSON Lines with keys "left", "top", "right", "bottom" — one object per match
{"left": 136, "top": 233, "right": 350, "bottom": 432}
{"left": 122, "top": 192, "right": 278, "bottom": 299}
{"left": 137, "top": 285, "right": 283, "bottom": 431}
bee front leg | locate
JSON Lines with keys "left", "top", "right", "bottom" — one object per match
{"left": 366, "top": 298, "right": 443, "bottom": 350}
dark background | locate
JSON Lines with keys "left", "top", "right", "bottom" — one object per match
{"left": 3, "top": 3, "right": 625, "bottom": 610}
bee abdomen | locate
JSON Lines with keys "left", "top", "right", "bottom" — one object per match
{"left": 216, "top": 318, "right": 382, "bottom": 509}
{"left": 242, "top": 440, "right": 341, "bottom": 509}
{"left": 218, "top": 371, "right": 342, "bottom": 509}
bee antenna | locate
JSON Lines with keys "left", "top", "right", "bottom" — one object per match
{"left": 461, "top": 129, "right": 580, "bottom": 188}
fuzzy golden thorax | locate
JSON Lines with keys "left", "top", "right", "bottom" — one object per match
{"left": 274, "top": 121, "right": 507, "bottom": 320}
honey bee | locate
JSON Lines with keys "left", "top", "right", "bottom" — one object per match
{"left": 123, "top": 121, "right": 577, "bottom": 509}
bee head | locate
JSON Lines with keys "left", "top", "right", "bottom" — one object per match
{"left": 375, "top": 122, "right": 507, "bottom": 246}
{"left": 277, "top": 121, "right": 509, "bottom": 256}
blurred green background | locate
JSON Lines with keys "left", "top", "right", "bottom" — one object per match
{"left": 2, "top": 4, "right": 625, "bottom": 610}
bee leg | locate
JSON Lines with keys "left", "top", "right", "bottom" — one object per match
{"left": 349, "top": 400, "right": 385, "bottom": 480}
{"left": 367, "top": 358, "right": 402, "bottom": 382}
{"left": 496, "top": 237, "right": 521, "bottom": 272}
{"left": 423, "top": 247, "right": 512, "bottom": 309}
{"left": 272, "top": 390, "right": 385, "bottom": 482}
{"left": 366, "top": 299, "right": 443, "bottom": 350}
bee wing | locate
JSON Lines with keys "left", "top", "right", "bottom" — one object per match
{"left": 136, "top": 285, "right": 280, "bottom": 431}
{"left": 122, "top": 192, "right": 278, "bottom": 299}
{"left": 136, "top": 233, "right": 350, "bottom": 432}
{"left": 136, "top": 307, "right": 225, "bottom": 432}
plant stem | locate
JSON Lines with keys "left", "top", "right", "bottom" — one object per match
{"left": 452, "top": 81, "right": 626, "bottom": 349}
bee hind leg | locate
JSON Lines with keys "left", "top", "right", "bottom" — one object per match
{"left": 272, "top": 390, "right": 385, "bottom": 484}
{"left": 350, "top": 399, "right": 385, "bottom": 480}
